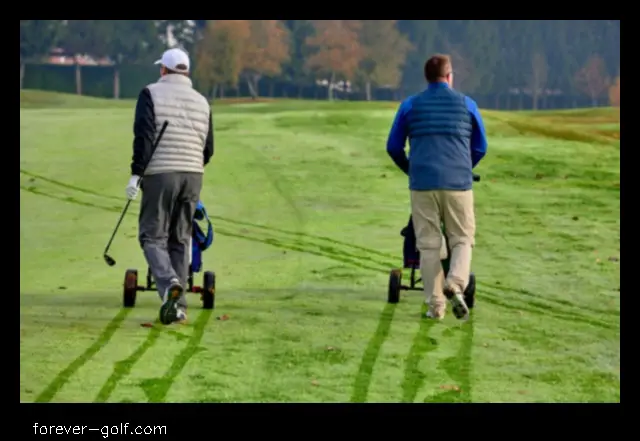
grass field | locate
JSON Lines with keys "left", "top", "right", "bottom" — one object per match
{"left": 20, "top": 89, "right": 620, "bottom": 403}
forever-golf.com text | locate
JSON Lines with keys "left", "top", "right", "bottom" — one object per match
{"left": 33, "top": 423, "right": 167, "bottom": 438}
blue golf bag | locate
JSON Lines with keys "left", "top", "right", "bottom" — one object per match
{"left": 191, "top": 200, "right": 214, "bottom": 274}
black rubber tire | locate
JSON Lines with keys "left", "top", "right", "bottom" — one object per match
{"left": 123, "top": 269, "right": 138, "bottom": 308}
{"left": 146, "top": 267, "right": 153, "bottom": 290}
{"left": 464, "top": 272, "right": 476, "bottom": 309}
{"left": 202, "top": 271, "right": 216, "bottom": 310}
{"left": 387, "top": 269, "right": 402, "bottom": 304}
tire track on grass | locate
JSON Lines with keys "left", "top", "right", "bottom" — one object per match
{"left": 34, "top": 308, "right": 132, "bottom": 403}
{"left": 23, "top": 170, "right": 620, "bottom": 403}
{"left": 479, "top": 286, "right": 618, "bottom": 331}
{"left": 484, "top": 282, "right": 619, "bottom": 318}
{"left": 351, "top": 303, "right": 397, "bottom": 402}
{"left": 21, "top": 172, "right": 615, "bottom": 318}
{"left": 20, "top": 169, "right": 122, "bottom": 201}
{"left": 23, "top": 172, "right": 615, "bottom": 401}
{"left": 20, "top": 169, "right": 397, "bottom": 261}
{"left": 21, "top": 181, "right": 618, "bottom": 329}
{"left": 21, "top": 184, "right": 617, "bottom": 330}
{"left": 214, "top": 214, "right": 396, "bottom": 260}
{"left": 139, "top": 309, "right": 213, "bottom": 402}
{"left": 93, "top": 324, "right": 163, "bottom": 403}
{"left": 401, "top": 309, "right": 475, "bottom": 403}
{"left": 20, "top": 184, "right": 390, "bottom": 273}
{"left": 401, "top": 307, "right": 440, "bottom": 403}
{"left": 423, "top": 317, "right": 474, "bottom": 403}
{"left": 93, "top": 324, "right": 190, "bottom": 403}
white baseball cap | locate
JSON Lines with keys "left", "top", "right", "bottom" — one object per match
{"left": 154, "top": 48, "right": 190, "bottom": 73}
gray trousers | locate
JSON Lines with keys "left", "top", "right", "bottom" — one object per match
{"left": 138, "top": 172, "right": 203, "bottom": 308}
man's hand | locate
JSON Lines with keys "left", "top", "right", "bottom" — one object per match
{"left": 126, "top": 175, "right": 141, "bottom": 200}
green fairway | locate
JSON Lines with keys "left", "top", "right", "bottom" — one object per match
{"left": 19, "top": 90, "right": 620, "bottom": 403}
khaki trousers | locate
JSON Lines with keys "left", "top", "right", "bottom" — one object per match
{"left": 410, "top": 190, "right": 475, "bottom": 310}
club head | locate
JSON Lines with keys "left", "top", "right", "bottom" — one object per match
{"left": 103, "top": 254, "right": 116, "bottom": 267}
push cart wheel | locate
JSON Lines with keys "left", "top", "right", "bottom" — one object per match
{"left": 201, "top": 271, "right": 216, "bottom": 310}
{"left": 123, "top": 269, "right": 138, "bottom": 308}
{"left": 464, "top": 272, "right": 476, "bottom": 309}
{"left": 387, "top": 269, "right": 402, "bottom": 304}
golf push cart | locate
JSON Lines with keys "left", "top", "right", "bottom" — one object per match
{"left": 387, "top": 174, "right": 480, "bottom": 307}
{"left": 123, "top": 200, "right": 217, "bottom": 310}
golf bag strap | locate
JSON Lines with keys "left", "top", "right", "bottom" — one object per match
{"left": 197, "top": 205, "right": 214, "bottom": 250}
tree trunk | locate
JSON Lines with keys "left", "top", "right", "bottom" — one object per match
{"left": 74, "top": 58, "right": 82, "bottom": 96}
{"left": 245, "top": 78, "right": 253, "bottom": 99}
{"left": 532, "top": 92, "right": 538, "bottom": 110}
{"left": 246, "top": 75, "right": 259, "bottom": 100}
{"left": 220, "top": 86, "right": 225, "bottom": 99}
{"left": 494, "top": 94, "right": 500, "bottom": 110}
{"left": 20, "top": 60, "right": 25, "bottom": 90}
{"left": 113, "top": 66, "right": 120, "bottom": 99}
{"left": 269, "top": 82, "right": 274, "bottom": 98}
{"left": 506, "top": 94, "right": 511, "bottom": 110}
{"left": 297, "top": 84, "right": 303, "bottom": 99}
{"left": 591, "top": 97, "right": 598, "bottom": 107}
{"left": 254, "top": 76, "right": 261, "bottom": 98}
{"left": 365, "top": 81, "right": 372, "bottom": 101}
{"left": 212, "top": 85, "right": 218, "bottom": 100}
{"left": 328, "top": 72, "right": 335, "bottom": 101}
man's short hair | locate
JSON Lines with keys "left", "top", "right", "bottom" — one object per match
{"left": 166, "top": 64, "right": 189, "bottom": 75}
{"left": 424, "top": 54, "right": 452, "bottom": 83}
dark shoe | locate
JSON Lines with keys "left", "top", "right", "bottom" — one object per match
{"left": 159, "top": 279, "right": 183, "bottom": 325}
{"left": 444, "top": 281, "right": 470, "bottom": 321}
{"left": 464, "top": 273, "right": 476, "bottom": 309}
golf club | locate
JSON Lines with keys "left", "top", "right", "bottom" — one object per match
{"left": 103, "top": 120, "right": 170, "bottom": 266}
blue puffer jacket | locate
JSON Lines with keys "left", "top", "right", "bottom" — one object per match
{"left": 406, "top": 84, "right": 474, "bottom": 191}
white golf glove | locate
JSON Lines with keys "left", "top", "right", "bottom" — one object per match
{"left": 125, "top": 175, "right": 141, "bottom": 200}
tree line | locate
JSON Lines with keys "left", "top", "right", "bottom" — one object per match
{"left": 20, "top": 20, "right": 620, "bottom": 109}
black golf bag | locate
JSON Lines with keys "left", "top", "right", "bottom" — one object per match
{"left": 400, "top": 216, "right": 476, "bottom": 306}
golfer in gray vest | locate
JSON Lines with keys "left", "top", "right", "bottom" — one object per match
{"left": 126, "top": 48, "right": 214, "bottom": 325}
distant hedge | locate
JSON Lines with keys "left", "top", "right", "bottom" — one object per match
{"left": 22, "top": 63, "right": 159, "bottom": 99}
{"left": 21, "top": 63, "right": 602, "bottom": 110}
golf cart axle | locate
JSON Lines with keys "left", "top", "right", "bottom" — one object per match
{"left": 400, "top": 285, "right": 423, "bottom": 291}
{"left": 124, "top": 267, "right": 216, "bottom": 310}
{"left": 135, "top": 285, "right": 204, "bottom": 293}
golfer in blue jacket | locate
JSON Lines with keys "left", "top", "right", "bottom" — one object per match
{"left": 386, "top": 54, "right": 488, "bottom": 320}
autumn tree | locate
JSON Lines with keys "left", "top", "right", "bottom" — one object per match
{"left": 574, "top": 55, "right": 611, "bottom": 107}
{"left": 609, "top": 75, "right": 620, "bottom": 107}
{"left": 194, "top": 20, "right": 249, "bottom": 99}
{"left": 281, "top": 20, "right": 315, "bottom": 98}
{"left": 528, "top": 51, "right": 548, "bottom": 110}
{"left": 357, "top": 20, "right": 411, "bottom": 101}
{"left": 305, "top": 20, "right": 363, "bottom": 100}
{"left": 239, "top": 20, "right": 290, "bottom": 99}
